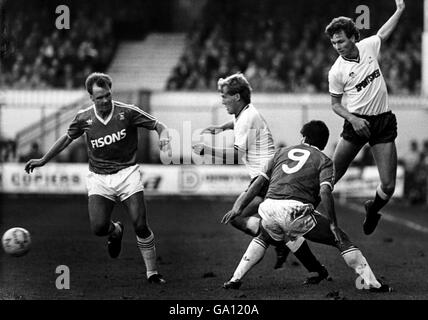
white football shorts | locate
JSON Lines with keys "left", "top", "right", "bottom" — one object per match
{"left": 86, "top": 164, "right": 145, "bottom": 202}
{"left": 258, "top": 199, "right": 317, "bottom": 242}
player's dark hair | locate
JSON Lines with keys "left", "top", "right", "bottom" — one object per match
{"left": 217, "top": 73, "right": 252, "bottom": 104}
{"left": 325, "top": 16, "right": 360, "bottom": 41}
{"left": 301, "top": 120, "right": 329, "bottom": 150}
{"left": 85, "top": 72, "right": 113, "bottom": 95}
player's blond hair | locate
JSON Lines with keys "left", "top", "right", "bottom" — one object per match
{"left": 217, "top": 73, "right": 252, "bottom": 104}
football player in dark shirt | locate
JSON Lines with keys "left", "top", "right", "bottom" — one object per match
{"left": 222, "top": 120, "right": 390, "bottom": 292}
{"left": 25, "top": 73, "right": 170, "bottom": 284}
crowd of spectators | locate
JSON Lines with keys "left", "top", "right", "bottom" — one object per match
{"left": 0, "top": 0, "right": 175, "bottom": 89}
{"left": 0, "top": 0, "right": 116, "bottom": 89}
{"left": 167, "top": 0, "right": 422, "bottom": 94}
{"left": 0, "top": 0, "right": 422, "bottom": 93}
{"left": 0, "top": 138, "right": 88, "bottom": 164}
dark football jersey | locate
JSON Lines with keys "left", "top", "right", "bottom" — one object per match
{"left": 265, "top": 144, "right": 334, "bottom": 206}
{"left": 67, "top": 100, "right": 158, "bottom": 174}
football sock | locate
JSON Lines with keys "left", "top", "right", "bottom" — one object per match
{"left": 291, "top": 239, "right": 324, "bottom": 273}
{"left": 231, "top": 237, "right": 268, "bottom": 282}
{"left": 341, "top": 248, "right": 381, "bottom": 288}
{"left": 275, "top": 241, "right": 291, "bottom": 259}
{"left": 136, "top": 230, "right": 158, "bottom": 279}
{"left": 371, "top": 185, "right": 391, "bottom": 213}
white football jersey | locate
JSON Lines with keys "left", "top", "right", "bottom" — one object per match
{"left": 328, "top": 35, "right": 389, "bottom": 116}
{"left": 234, "top": 104, "right": 276, "bottom": 179}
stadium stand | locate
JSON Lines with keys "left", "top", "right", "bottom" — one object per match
{"left": 166, "top": 0, "right": 422, "bottom": 94}
{"left": 1, "top": 0, "right": 422, "bottom": 93}
{"left": 0, "top": 0, "right": 175, "bottom": 89}
{"left": 108, "top": 33, "right": 186, "bottom": 91}
{"left": 0, "top": 1, "right": 116, "bottom": 89}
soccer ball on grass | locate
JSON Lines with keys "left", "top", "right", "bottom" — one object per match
{"left": 2, "top": 227, "right": 31, "bottom": 257}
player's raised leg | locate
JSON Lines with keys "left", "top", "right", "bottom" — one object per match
{"left": 333, "top": 138, "right": 364, "bottom": 183}
{"left": 88, "top": 195, "right": 123, "bottom": 258}
{"left": 304, "top": 212, "right": 391, "bottom": 292}
{"left": 363, "top": 142, "right": 397, "bottom": 235}
{"left": 123, "top": 191, "right": 165, "bottom": 284}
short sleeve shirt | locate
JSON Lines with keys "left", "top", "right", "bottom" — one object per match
{"left": 67, "top": 100, "right": 158, "bottom": 174}
{"left": 264, "top": 144, "right": 334, "bottom": 207}
{"left": 328, "top": 35, "right": 389, "bottom": 116}
{"left": 233, "top": 104, "right": 276, "bottom": 179}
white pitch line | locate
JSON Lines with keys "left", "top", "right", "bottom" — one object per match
{"left": 346, "top": 203, "right": 428, "bottom": 235}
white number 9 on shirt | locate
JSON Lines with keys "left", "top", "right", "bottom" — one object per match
{"left": 282, "top": 148, "right": 310, "bottom": 174}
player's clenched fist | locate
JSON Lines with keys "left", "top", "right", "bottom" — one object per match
{"left": 192, "top": 143, "right": 206, "bottom": 155}
{"left": 395, "top": 0, "right": 405, "bottom": 12}
{"left": 159, "top": 137, "right": 171, "bottom": 150}
{"left": 159, "top": 130, "right": 172, "bottom": 156}
{"left": 350, "top": 117, "right": 370, "bottom": 138}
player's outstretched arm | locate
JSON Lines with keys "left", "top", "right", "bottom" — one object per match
{"left": 201, "top": 120, "right": 234, "bottom": 135}
{"left": 24, "top": 134, "right": 73, "bottom": 173}
{"left": 376, "top": 0, "right": 405, "bottom": 43}
{"left": 192, "top": 143, "right": 244, "bottom": 164}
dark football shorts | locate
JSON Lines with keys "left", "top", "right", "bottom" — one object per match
{"left": 341, "top": 111, "right": 397, "bottom": 146}
{"left": 246, "top": 175, "right": 269, "bottom": 198}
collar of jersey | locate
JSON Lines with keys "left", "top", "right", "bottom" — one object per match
{"left": 235, "top": 104, "right": 250, "bottom": 120}
{"left": 303, "top": 142, "right": 320, "bottom": 151}
{"left": 93, "top": 103, "right": 115, "bottom": 125}
{"left": 341, "top": 53, "right": 360, "bottom": 63}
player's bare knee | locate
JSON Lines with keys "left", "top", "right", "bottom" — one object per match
{"left": 231, "top": 218, "right": 259, "bottom": 236}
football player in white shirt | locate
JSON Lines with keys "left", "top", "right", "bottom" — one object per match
{"left": 193, "top": 73, "right": 330, "bottom": 285}
{"left": 326, "top": 0, "right": 405, "bottom": 235}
